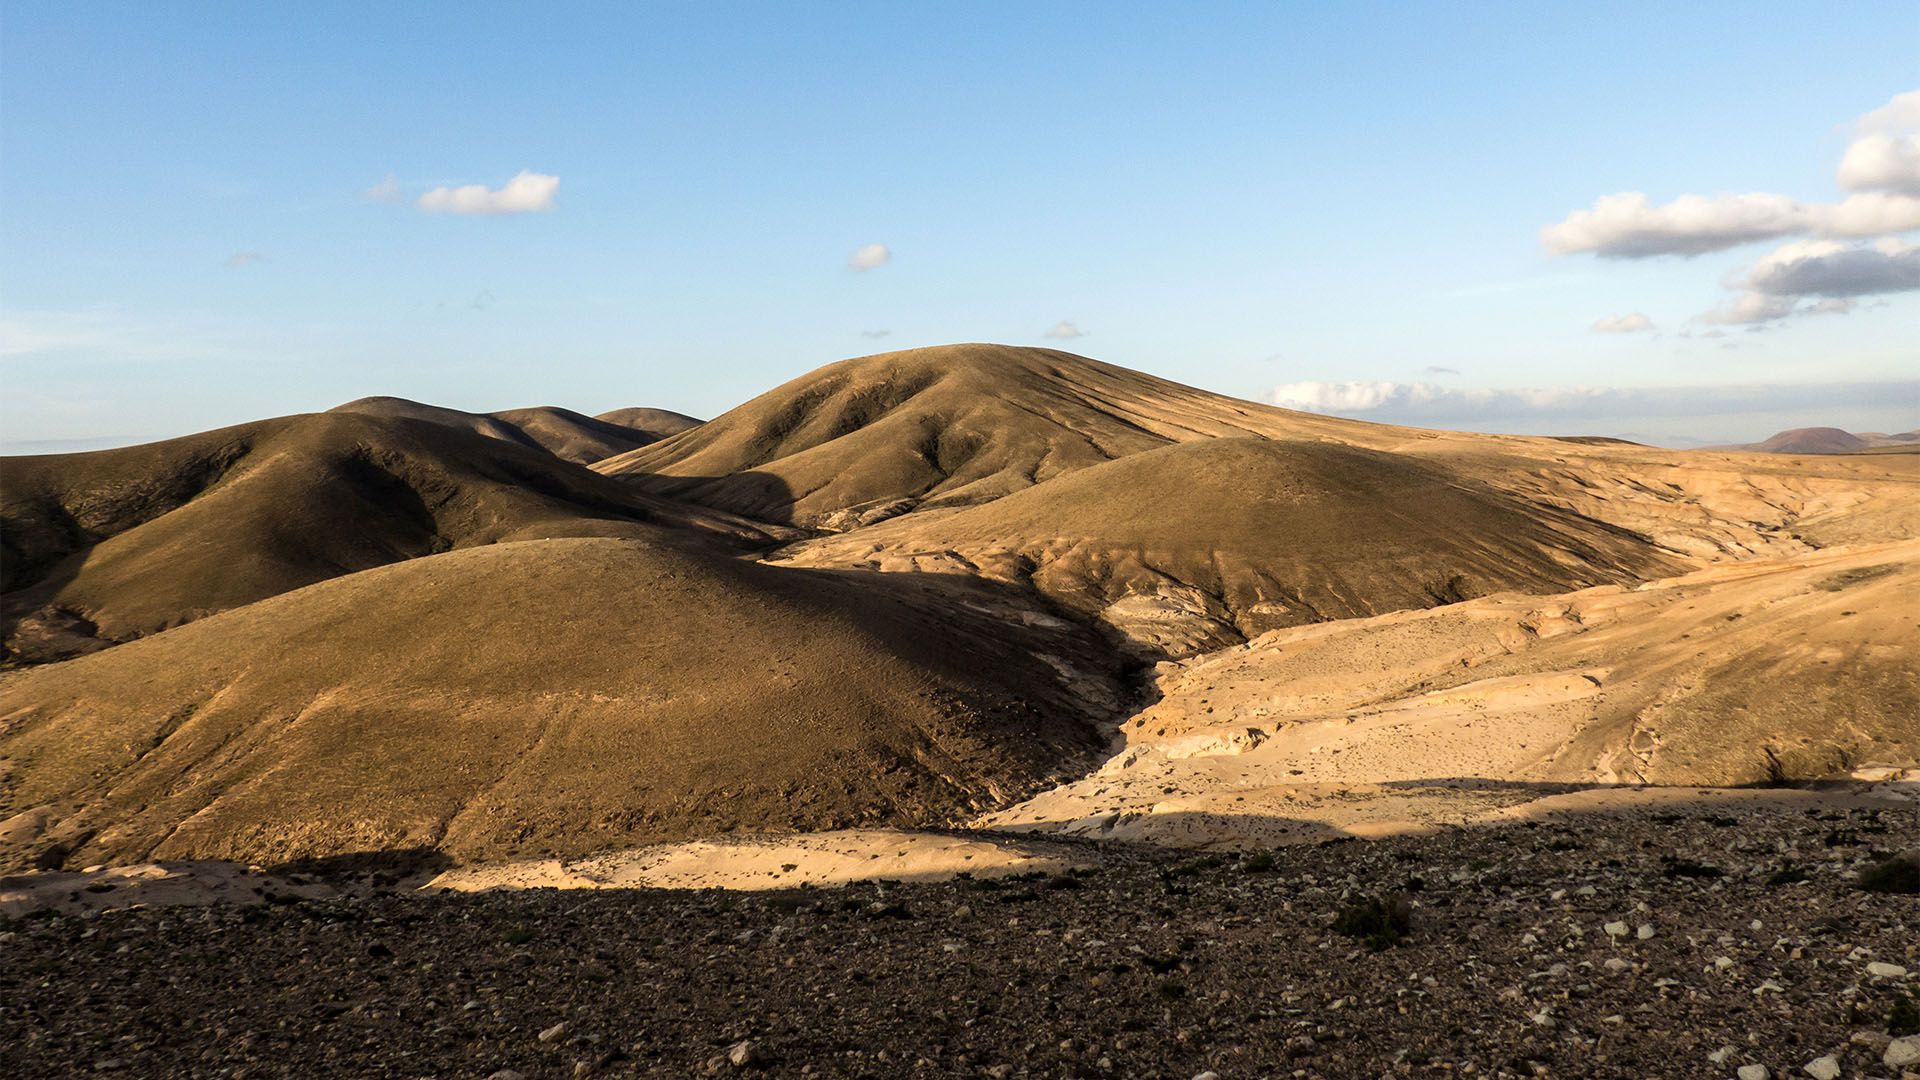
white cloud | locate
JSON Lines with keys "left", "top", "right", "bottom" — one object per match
{"left": 1855, "top": 89, "right": 1920, "bottom": 133}
{"left": 1592, "top": 312, "right": 1652, "bottom": 333}
{"left": 1810, "top": 192, "right": 1920, "bottom": 235}
{"left": 860, "top": 329, "right": 891, "bottom": 339}
{"left": 224, "top": 252, "right": 265, "bottom": 268}
{"left": 1836, "top": 132, "right": 1920, "bottom": 197}
{"left": 1808, "top": 298, "right": 1856, "bottom": 315}
{"left": 1042, "top": 321, "right": 1086, "bottom": 340}
{"left": 364, "top": 173, "right": 402, "bottom": 203}
{"left": 848, "top": 244, "right": 891, "bottom": 271}
{"left": 1423, "top": 365, "right": 1459, "bottom": 375}
{"left": 416, "top": 170, "right": 559, "bottom": 215}
{"left": 1541, "top": 191, "right": 1808, "bottom": 257}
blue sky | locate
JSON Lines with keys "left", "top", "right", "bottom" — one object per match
{"left": 3, "top": 1, "right": 1916, "bottom": 451}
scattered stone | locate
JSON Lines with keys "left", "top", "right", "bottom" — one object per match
{"left": 1603, "top": 920, "right": 1628, "bottom": 938}
{"left": 1887, "top": 1035, "right": 1920, "bottom": 1067}
{"left": 1802, "top": 1055, "right": 1840, "bottom": 1079}
{"left": 729, "top": 1039, "right": 763, "bottom": 1068}
{"left": 1736, "top": 1065, "right": 1769, "bottom": 1080}
{"left": 487, "top": 1072, "right": 528, "bottom": 1080}
{"left": 1867, "top": 961, "right": 1909, "bottom": 978}
{"left": 1636, "top": 923, "right": 1656, "bottom": 940}
{"left": 539, "top": 1021, "right": 569, "bottom": 1043}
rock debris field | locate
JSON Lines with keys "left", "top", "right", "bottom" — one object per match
{"left": 4, "top": 804, "right": 1918, "bottom": 1080}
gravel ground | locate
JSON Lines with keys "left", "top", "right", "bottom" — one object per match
{"left": 4, "top": 805, "right": 1918, "bottom": 1080}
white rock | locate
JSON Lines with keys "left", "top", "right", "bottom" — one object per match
{"left": 1736, "top": 1065, "right": 1769, "bottom": 1080}
{"left": 1193, "top": 1073, "right": 1222, "bottom": 1080}
{"left": 1715, "top": 956, "right": 1736, "bottom": 970}
{"left": 488, "top": 1072, "right": 528, "bottom": 1080}
{"left": 728, "top": 1040, "right": 762, "bottom": 1067}
{"left": 1709, "top": 1047, "right": 1735, "bottom": 1064}
{"left": 1866, "top": 960, "right": 1908, "bottom": 978}
{"left": 1802, "top": 1055, "right": 1840, "bottom": 1080}
{"left": 1887, "top": 1035, "right": 1920, "bottom": 1067}
{"left": 538, "top": 1022, "right": 569, "bottom": 1043}
{"left": 1603, "top": 920, "right": 1629, "bottom": 938}
{"left": 1604, "top": 958, "right": 1631, "bottom": 973}
{"left": 1636, "top": 923, "right": 1655, "bottom": 940}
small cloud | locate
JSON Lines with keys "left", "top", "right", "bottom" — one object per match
{"left": 1698, "top": 292, "right": 1799, "bottom": 325}
{"left": 224, "top": 252, "right": 265, "bottom": 268}
{"left": 848, "top": 244, "right": 891, "bottom": 271}
{"left": 417, "top": 170, "right": 559, "bottom": 215}
{"left": 1855, "top": 89, "right": 1920, "bottom": 133}
{"left": 1423, "top": 365, "right": 1460, "bottom": 375}
{"left": 1837, "top": 133, "right": 1920, "bottom": 197}
{"left": 1591, "top": 312, "right": 1653, "bottom": 333}
{"left": 1043, "top": 321, "right": 1086, "bottom": 340}
{"left": 364, "top": 173, "right": 402, "bottom": 204}
{"left": 860, "top": 329, "right": 891, "bottom": 339}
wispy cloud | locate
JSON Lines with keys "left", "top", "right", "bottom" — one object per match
{"left": 364, "top": 173, "right": 402, "bottom": 203}
{"left": 224, "top": 252, "right": 265, "bottom": 268}
{"left": 848, "top": 244, "right": 891, "bottom": 271}
{"left": 1423, "top": 365, "right": 1459, "bottom": 375}
{"left": 1591, "top": 312, "right": 1652, "bottom": 333}
{"left": 1043, "top": 320, "right": 1086, "bottom": 339}
{"left": 860, "top": 329, "right": 891, "bottom": 338}
{"left": 416, "top": 170, "right": 559, "bottom": 215}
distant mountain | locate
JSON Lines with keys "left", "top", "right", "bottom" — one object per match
{"left": 1709, "top": 426, "right": 1920, "bottom": 455}
{"left": 328, "top": 397, "right": 703, "bottom": 464}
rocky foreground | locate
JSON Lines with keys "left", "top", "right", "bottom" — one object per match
{"left": 4, "top": 804, "right": 1918, "bottom": 1080}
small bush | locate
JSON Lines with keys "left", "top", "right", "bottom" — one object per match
{"left": 1332, "top": 894, "right": 1412, "bottom": 951}
{"left": 1662, "top": 856, "right": 1724, "bottom": 880}
{"left": 1890, "top": 993, "right": 1920, "bottom": 1037}
{"left": 1859, "top": 856, "right": 1920, "bottom": 895}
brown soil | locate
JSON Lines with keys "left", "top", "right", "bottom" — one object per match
{"left": 3, "top": 806, "right": 1916, "bottom": 1080}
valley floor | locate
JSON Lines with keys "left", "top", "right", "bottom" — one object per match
{"left": 5, "top": 803, "right": 1918, "bottom": 1080}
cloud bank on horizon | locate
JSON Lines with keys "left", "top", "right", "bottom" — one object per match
{"left": 1543, "top": 89, "right": 1920, "bottom": 325}
{"left": 1265, "top": 378, "right": 1920, "bottom": 440}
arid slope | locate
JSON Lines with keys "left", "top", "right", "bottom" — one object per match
{"left": 984, "top": 541, "right": 1920, "bottom": 848}
{"left": 330, "top": 397, "right": 700, "bottom": 464}
{"left": 0, "top": 412, "right": 780, "bottom": 663}
{"left": 775, "top": 439, "right": 1685, "bottom": 656}
{"left": 0, "top": 538, "right": 1122, "bottom": 870}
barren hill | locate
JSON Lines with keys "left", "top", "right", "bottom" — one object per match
{"left": 592, "top": 406, "right": 704, "bottom": 442}
{"left": 0, "top": 537, "right": 1122, "bottom": 870}
{"left": 777, "top": 439, "right": 1685, "bottom": 656}
{"left": 592, "top": 343, "right": 1404, "bottom": 527}
{"left": 330, "top": 397, "right": 697, "bottom": 464}
{"left": 0, "top": 412, "right": 781, "bottom": 663}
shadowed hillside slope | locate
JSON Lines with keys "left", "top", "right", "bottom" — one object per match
{"left": 776, "top": 439, "right": 1687, "bottom": 656}
{"left": 330, "top": 397, "right": 699, "bottom": 464}
{"left": 0, "top": 538, "right": 1122, "bottom": 870}
{"left": 593, "top": 343, "right": 1403, "bottom": 527}
{"left": 0, "top": 413, "right": 784, "bottom": 663}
